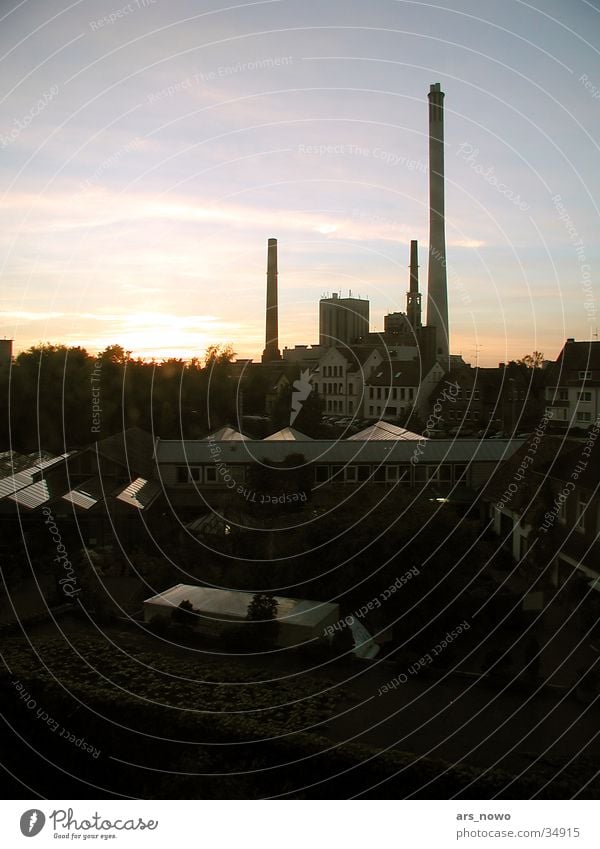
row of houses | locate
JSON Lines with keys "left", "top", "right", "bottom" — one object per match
{"left": 267, "top": 338, "right": 598, "bottom": 433}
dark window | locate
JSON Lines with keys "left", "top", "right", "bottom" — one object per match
{"left": 454, "top": 464, "right": 467, "bottom": 483}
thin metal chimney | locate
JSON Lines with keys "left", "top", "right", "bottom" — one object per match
{"left": 426, "top": 82, "right": 449, "bottom": 365}
{"left": 262, "top": 237, "right": 282, "bottom": 362}
{"left": 406, "top": 239, "right": 422, "bottom": 330}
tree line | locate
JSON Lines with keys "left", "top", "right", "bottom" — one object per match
{"left": 0, "top": 343, "right": 246, "bottom": 453}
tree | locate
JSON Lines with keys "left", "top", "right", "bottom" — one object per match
{"left": 172, "top": 599, "right": 200, "bottom": 628}
{"left": 516, "top": 351, "right": 544, "bottom": 369}
{"left": 203, "top": 344, "right": 235, "bottom": 368}
{"left": 247, "top": 592, "right": 279, "bottom": 648}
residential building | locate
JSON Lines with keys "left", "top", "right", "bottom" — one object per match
{"left": 544, "top": 339, "right": 600, "bottom": 429}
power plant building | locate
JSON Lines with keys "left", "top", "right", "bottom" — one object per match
{"left": 319, "top": 294, "right": 370, "bottom": 348}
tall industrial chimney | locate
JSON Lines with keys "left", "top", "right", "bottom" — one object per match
{"left": 426, "top": 82, "right": 449, "bottom": 365}
{"left": 262, "top": 237, "right": 281, "bottom": 362}
{"left": 406, "top": 239, "right": 422, "bottom": 331}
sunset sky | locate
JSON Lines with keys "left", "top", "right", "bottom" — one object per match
{"left": 0, "top": 0, "right": 598, "bottom": 366}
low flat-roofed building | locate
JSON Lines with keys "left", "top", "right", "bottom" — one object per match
{"left": 143, "top": 583, "right": 340, "bottom": 647}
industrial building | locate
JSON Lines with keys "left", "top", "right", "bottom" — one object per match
{"left": 318, "top": 293, "right": 370, "bottom": 348}
{"left": 257, "top": 82, "right": 452, "bottom": 376}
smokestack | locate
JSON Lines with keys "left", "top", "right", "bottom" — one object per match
{"left": 262, "top": 237, "right": 281, "bottom": 362}
{"left": 406, "top": 239, "right": 422, "bottom": 331}
{"left": 426, "top": 82, "right": 449, "bottom": 365}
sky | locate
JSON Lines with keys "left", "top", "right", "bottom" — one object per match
{"left": 0, "top": 0, "right": 598, "bottom": 366}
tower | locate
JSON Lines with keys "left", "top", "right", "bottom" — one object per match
{"left": 426, "top": 82, "right": 449, "bottom": 365}
{"left": 406, "top": 239, "right": 422, "bottom": 331}
{"left": 262, "top": 237, "right": 281, "bottom": 362}
{"left": 319, "top": 294, "right": 369, "bottom": 347}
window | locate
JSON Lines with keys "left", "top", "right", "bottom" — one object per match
{"left": 377, "top": 388, "right": 382, "bottom": 400}
{"left": 397, "top": 465, "right": 410, "bottom": 484}
{"left": 392, "top": 388, "right": 397, "bottom": 400}
{"left": 313, "top": 383, "right": 319, "bottom": 393}
{"left": 473, "top": 390, "right": 480, "bottom": 400}
{"left": 386, "top": 465, "right": 400, "bottom": 481}
{"left": 330, "top": 464, "right": 344, "bottom": 481}
{"left": 409, "top": 388, "right": 414, "bottom": 400}
{"left": 190, "top": 467, "right": 201, "bottom": 482}
{"left": 373, "top": 466, "right": 386, "bottom": 482}
{"left": 205, "top": 467, "right": 218, "bottom": 483}
{"left": 578, "top": 391, "right": 592, "bottom": 402}
{"left": 558, "top": 389, "right": 568, "bottom": 401}
{"left": 369, "top": 405, "right": 374, "bottom": 416}
{"left": 577, "top": 411, "right": 592, "bottom": 423}
{"left": 414, "top": 465, "right": 426, "bottom": 483}
{"left": 576, "top": 497, "right": 587, "bottom": 532}
{"left": 557, "top": 498, "right": 567, "bottom": 524}
{"left": 176, "top": 466, "right": 188, "bottom": 484}
{"left": 579, "top": 371, "right": 592, "bottom": 380}
{"left": 357, "top": 466, "right": 370, "bottom": 481}
{"left": 315, "top": 465, "right": 329, "bottom": 482}
{"left": 473, "top": 411, "right": 479, "bottom": 420}
{"left": 344, "top": 466, "right": 358, "bottom": 483}
{"left": 454, "top": 464, "right": 467, "bottom": 483}
{"left": 349, "top": 400, "right": 354, "bottom": 412}
{"left": 348, "top": 384, "right": 354, "bottom": 395}
{"left": 369, "top": 387, "right": 374, "bottom": 399}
